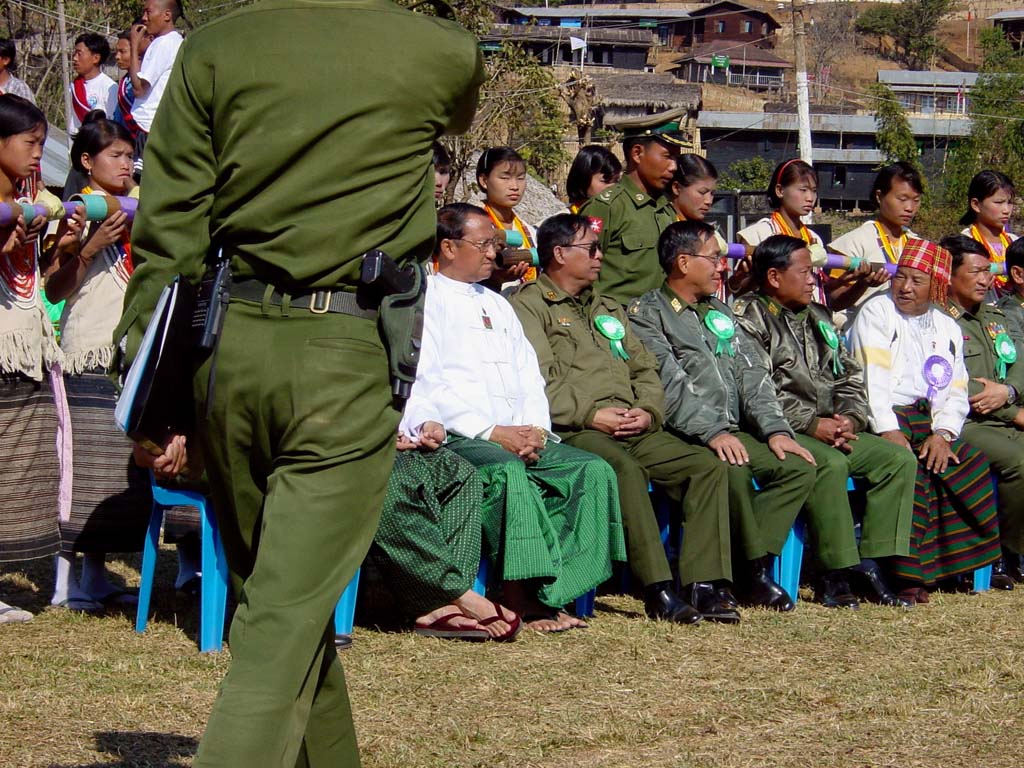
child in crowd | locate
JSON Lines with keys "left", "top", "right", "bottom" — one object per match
{"left": 477, "top": 146, "right": 535, "bottom": 284}
{"left": 961, "top": 170, "right": 1017, "bottom": 295}
{"left": 112, "top": 27, "right": 148, "bottom": 138}
{"left": 433, "top": 141, "right": 450, "bottom": 205}
{"left": 0, "top": 94, "right": 62, "bottom": 622}
{"left": 0, "top": 39, "right": 36, "bottom": 103}
{"left": 128, "top": 0, "right": 185, "bottom": 176}
{"left": 565, "top": 145, "right": 621, "bottom": 213}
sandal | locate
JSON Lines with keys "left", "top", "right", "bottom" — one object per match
{"left": 478, "top": 610, "right": 522, "bottom": 643}
{"left": 413, "top": 612, "right": 489, "bottom": 641}
{"left": 0, "top": 605, "right": 33, "bottom": 623}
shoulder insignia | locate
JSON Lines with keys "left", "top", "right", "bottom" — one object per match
{"left": 670, "top": 297, "right": 683, "bottom": 313}
{"left": 597, "top": 189, "right": 613, "bottom": 202}
{"left": 635, "top": 193, "right": 645, "bottom": 202}
{"left": 767, "top": 301, "right": 780, "bottom": 317}
{"left": 557, "top": 316, "right": 572, "bottom": 327}
{"left": 629, "top": 304, "right": 639, "bottom": 314}
{"left": 946, "top": 303, "right": 962, "bottom": 319}
{"left": 588, "top": 216, "right": 604, "bottom": 234}
{"left": 546, "top": 291, "right": 558, "bottom": 300}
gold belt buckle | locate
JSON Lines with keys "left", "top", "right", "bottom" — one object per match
{"left": 310, "top": 289, "right": 331, "bottom": 314}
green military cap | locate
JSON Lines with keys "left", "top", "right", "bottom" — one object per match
{"left": 611, "top": 107, "right": 690, "bottom": 148}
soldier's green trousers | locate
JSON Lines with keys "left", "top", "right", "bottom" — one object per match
{"left": 726, "top": 432, "right": 818, "bottom": 559}
{"left": 192, "top": 298, "right": 400, "bottom": 768}
{"left": 962, "top": 422, "right": 1024, "bottom": 554}
{"left": 563, "top": 429, "right": 731, "bottom": 586}
{"left": 794, "top": 432, "right": 916, "bottom": 569}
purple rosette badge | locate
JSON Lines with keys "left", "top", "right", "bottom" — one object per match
{"left": 923, "top": 354, "right": 953, "bottom": 400}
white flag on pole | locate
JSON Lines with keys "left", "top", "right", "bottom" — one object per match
{"left": 569, "top": 36, "right": 587, "bottom": 51}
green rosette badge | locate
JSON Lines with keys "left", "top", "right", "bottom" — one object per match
{"left": 704, "top": 309, "right": 736, "bottom": 357}
{"left": 594, "top": 314, "right": 630, "bottom": 360}
{"left": 994, "top": 332, "right": 1017, "bottom": 381}
{"left": 817, "top": 319, "right": 844, "bottom": 375}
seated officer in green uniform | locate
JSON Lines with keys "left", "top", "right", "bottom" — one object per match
{"left": 998, "top": 238, "right": 1024, "bottom": 343}
{"left": 942, "top": 234, "right": 1024, "bottom": 589}
{"left": 733, "top": 235, "right": 917, "bottom": 608}
{"left": 628, "top": 221, "right": 819, "bottom": 611}
{"left": 511, "top": 213, "right": 739, "bottom": 624}
{"left": 118, "top": 1, "right": 485, "bottom": 765}
{"left": 580, "top": 109, "right": 685, "bottom": 307}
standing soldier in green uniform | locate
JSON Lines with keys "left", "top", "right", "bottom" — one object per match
{"left": 628, "top": 221, "right": 818, "bottom": 611}
{"left": 117, "top": 1, "right": 484, "bottom": 765}
{"left": 733, "top": 235, "right": 917, "bottom": 608}
{"left": 580, "top": 110, "right": 684, "bottom": 306}
{"left": 511, "top": 213, "right": 739, "bottom": 624}
{"left": 942, "top": 234, "right": 1024, "bottom": 589}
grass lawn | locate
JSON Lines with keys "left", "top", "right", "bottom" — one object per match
{"left": 3, "top": 550, "right": 1023, "bottom": 768}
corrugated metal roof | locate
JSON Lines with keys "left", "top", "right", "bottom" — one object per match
{"left": 878, "top": 70, "right": 979, "bottom": 87}
{"left": 989, "top": 10, "right": 1024, "bottom": 21}
{"left": 43, "top": 125, "right": 71, "bottom": 189}
{"left": 697, "top": 110, "right": 973, "bottom": 137}
{"left": 512, "top": 7, "right": 692, "bottom": 19}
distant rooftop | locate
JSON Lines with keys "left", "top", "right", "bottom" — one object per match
{"left": 511, "top": 6, "right": 692, "bottom": 19}
{"left": 878, "top": 71, "right": 980, "bottom": 87}
{"left": 989, "top": 9, "right": 1024, "bottom": 21}
{"left": 672, "top": 39, "right": 793, "bottom": 67}
{"left": 698, "top": 110, "right": 972, "bottom": 137}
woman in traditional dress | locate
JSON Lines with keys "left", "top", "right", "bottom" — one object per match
{"left": 565, "top": 145, "right": 621, "bottom": 215}
{"left": 827, "top": 162, "right": 923, "bottom": 322}
{"left": 847, "top": 239, "right": 1001, "bottom": 602}
{"left": 0, "top": 94, "right": 61, "bottom": 622}
{"left": 960, "top": 170, "right": 1017, "bottom": 296}
{"left": 477, "top": 147, "right": 535, "bottom": 287}
{"left": 44, "top": 113, "right": 196, "bottom": 612}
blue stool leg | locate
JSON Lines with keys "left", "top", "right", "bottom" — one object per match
{"left": 973, "top": 564, "right": 992, "bottom": 592}
{"left": 473, "top": 557, "right": 489, "bottom": 596}
{"left": 774, "top": 519, "right": 805, "bottom": 604}
{"left": 135, "top": 503, "right": 163, "bottom": 634}
{"left": 574, "top": 589, "right": 596, "bottom": 618}
{"left": 198, "top": 501, "right": 226, "bottom": 653}
{"left": 334, "top": 568, "right": 361, "bottom": 636}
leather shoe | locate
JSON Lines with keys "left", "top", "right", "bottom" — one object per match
{"left": 680, "top": 581, "right": 741, "bottom": 623}
{"left": 746, "top": 556, "right": 795, "bottom": 611}
{"left": 716, "top": 584, "right": 740, "bottom": 610}
{"left": 991, "top": 557, "right": 1015, "bottom": 591}
{"left": 819, "top": 570, "right": 859, "bottom": 609}
{"left": 1004, "top": 549, "right": 1024, "bottom": 583}
{"left": 643, "top": 582, "right": 702, "bottom": 625}
{"left": 850, "top": 558, "right": 913, "bottom": 607}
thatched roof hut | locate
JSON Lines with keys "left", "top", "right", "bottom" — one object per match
{"left": 588, "top": 72, "right": 701, "bottom": 139}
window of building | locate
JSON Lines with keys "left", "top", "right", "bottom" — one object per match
{"left": 762, "top": 22, "right": 769, "bottom": 35}
{"left": 716, "top": 20, "right": 726, "bottom": 33}
{"left": 833, "top": 166, "right": 847, "bottom": 188}
{"left": 743, "top": 20, "right": 753, "bottom": 33}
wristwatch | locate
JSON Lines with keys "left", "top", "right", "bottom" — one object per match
{"left": 935, "top": 429, "right": 954, "bottom": 443}
{"left": 1007, "top": 384, "right": 1018, "bottom": 406}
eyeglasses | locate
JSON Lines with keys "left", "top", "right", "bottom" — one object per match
{"left": 678, "top": 251, "right": 721, "bottom": 266}
{"left": 452, "top": 237, "right": 502, "bottom": 253}
{"left": 562, "top": 242, "right": 601, "bottom": 258}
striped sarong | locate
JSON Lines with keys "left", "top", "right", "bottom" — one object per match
{"left": 445, "top": 436, "right": 625, "bottom": 609}
{"left": 0, "top": 374, "right": 60, "bottom": 562}
{"left": 889, "top": 400, "right": 1001, "bottom": 585}
{"left": 59, "top": 369, "right": 151, "bottom": 554}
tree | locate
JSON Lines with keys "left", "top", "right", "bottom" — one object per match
{"left": 867, "top": 83, "right": 921, "bottom": 171}
{"left": 807, "top": 0, "right": 857, "bottom": 97}
{"left": 717, "top": 157, "right": 774, "bottom": 192}
{"left": 854, "top": 5, "right": 899, "bottom": 55}
{"left": 855, "top": 0, "right": 954, "bottom": 70}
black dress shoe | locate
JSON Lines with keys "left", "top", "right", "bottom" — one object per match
{"left": 1004, "top": 549, "right": 1024, "bottom": 583}
{"left": 716, "top": 584, "right": 740, "bottom": 610}
{"left": 643, "top": 582, "right": 702, "bottom": 625}
{"left": 850, "top": 558, "right": 913, "bottom": 607}
{"left": 747, "top": 556, "right": 795, "bottom": 612}
{"left": 991, "top": 558, "right": 1016, "bottom": 591}
{"left": 819, "top": 570, "right": 859, "bottom": 609}
{"left": 680, "top": 581, "right": 741, "bottom": 623}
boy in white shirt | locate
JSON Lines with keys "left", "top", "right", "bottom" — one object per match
{"left": 128, "top": 0, "right": 184, "bottom": 174}
{"left": 69, "top": 33, "right": 116, "bottom": 135}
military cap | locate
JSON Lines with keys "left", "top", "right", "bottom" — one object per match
{"left": 611, "top": 107, "right": 690, "bottom": 148}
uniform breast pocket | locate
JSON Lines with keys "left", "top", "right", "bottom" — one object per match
{"left": 620, "top": 235, "right": 651, "bottom": 270}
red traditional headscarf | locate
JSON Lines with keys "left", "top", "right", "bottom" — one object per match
{"left": 898, "top": 238, "right": 952, "bottom": 306}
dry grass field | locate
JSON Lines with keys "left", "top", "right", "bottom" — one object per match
{"left": 3, "top": 549, "right": 1024, "bottom": 768}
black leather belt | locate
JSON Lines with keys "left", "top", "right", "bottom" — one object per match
{"left": 231, "top": 279, "right": 378, "bottom": 321}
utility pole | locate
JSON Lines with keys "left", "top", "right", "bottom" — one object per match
{"left": 791, "top": 0, "right": 812, "bottom": 166}
{"left": 57, "top": 0, "right": 73, "bottom": 149}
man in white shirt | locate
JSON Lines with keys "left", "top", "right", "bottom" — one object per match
{"left": 128, "top": 0, "right": 184, "bottom": 174}
{"left": 406, "top": 203, "right": 627, "bottom": 633}
{"left": 68, "top": 33, "right": 116, "bottom": 136}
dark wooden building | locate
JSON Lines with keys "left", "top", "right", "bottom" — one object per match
{"left": 675, "top": 2, "right": 782, "bottom": 49}
{"left": 481, "top": 24, "right": 655, "bottom": 70}
{"left": 668, "top": 40, "right": 791, "bottom": 90}
{"left": 990, "top": 9, "right": 1024, "bottom": 51}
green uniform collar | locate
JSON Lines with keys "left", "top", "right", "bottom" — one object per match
{"left": 661, "top": 282, "right": 720, "bottom": 318}
{"left": 756, "top": 292, "right": 790, "bottom": 319}
{"left": 537, "top": 272, "right": 594, "bottom": 307}
{"left": 621, "top": 174, "right": 666, "bottom": 210}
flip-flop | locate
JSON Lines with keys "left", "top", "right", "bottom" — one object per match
{"left": 413, "top": 612, "right": 489, "bottom": 641}
{"left": 52, "top": 597, "right": 104, "bottom": 616}
{"left": 0, "top": 605, "right": 33, "bottom": 623}
{"left": 99, "top": 589, "right": 139, "bottom": 607}
{"left": 478, "top": 610, "right": 522, "bottom": 642}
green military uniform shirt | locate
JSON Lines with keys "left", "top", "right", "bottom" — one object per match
{"left": 948, "top": 299, "right": 1024, "bottom": 426}
{"left": 579, "top": 175, "right": 677, "bottom": 306}
{"left": 510, "top": 273, "right": 665, "bottom": 434}
{"left": 627, "top": 283, "right": 793, "bottom": 444}
{"left": 733, "top": 294, "right": 869, "bottom": 434}
{"left": 997, "top": 293, "right": 1024, "bottom": 343}
{"left": 119, "top": 0, "right": 485, "bottom": 365}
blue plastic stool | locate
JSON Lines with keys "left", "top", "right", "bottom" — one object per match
{"left": 333, "top": 568, "right": 362, "bottom": 636}
{"left": 472, "top": 557, "right": 597, "bottom": 618}
{"left": 973, "top": 564, "right": 993, "bottom": 592}
{"left": 135, "top": 477, "right": 230, "bottom": 653}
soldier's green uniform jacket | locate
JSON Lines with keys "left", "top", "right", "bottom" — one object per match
{"left": 627, "top": 284, "right": 793, "bottom": 444}
{"left": 997, "top": 293, "right": 1024, "bottom": 344}
{"left": 733, "top": 294, "right": 869, "bottom": 434}
{"left": 510, "top": 273, "right": 665, "bottom": 433}
{"left": 580, "top": 175, "right": 677, "bottom": 306}
{"left": 948, "top": 299, "right": 1024, "bottom": 426}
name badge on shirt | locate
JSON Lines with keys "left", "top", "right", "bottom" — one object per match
{"left": 482, "top": 311, "right": 493, "bottom": 330}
